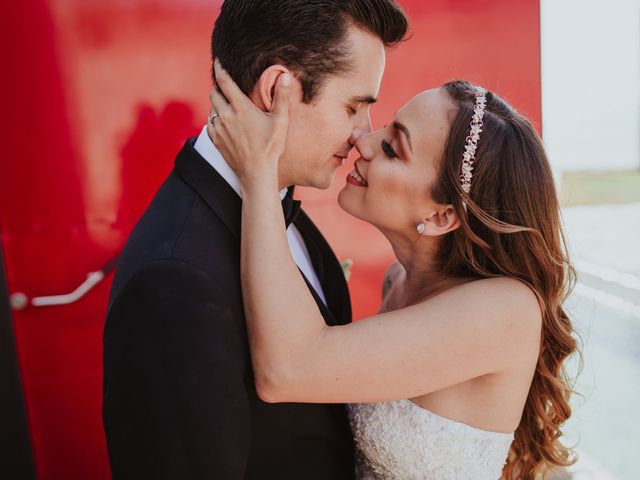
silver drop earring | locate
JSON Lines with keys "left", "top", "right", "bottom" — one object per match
{"left": 417, "top": 223, "right": 425, "bottom": 235}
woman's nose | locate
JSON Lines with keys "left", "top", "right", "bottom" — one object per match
{"left": 353, "top": 131, "right": 376, "bottom": 162}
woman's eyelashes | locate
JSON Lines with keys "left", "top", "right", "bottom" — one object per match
{"left": 381, "top": 139, "right": 398, "bottom": 158}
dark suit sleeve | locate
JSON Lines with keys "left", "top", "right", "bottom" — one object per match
{"left": 103, "top": 260, "right": 251, "bottom": 479}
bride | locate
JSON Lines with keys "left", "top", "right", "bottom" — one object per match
{"left": 207, "top": 60, "right": 579, "bottom": 479}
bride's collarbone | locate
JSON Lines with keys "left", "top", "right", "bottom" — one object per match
{"left": 379, "top": 287, "right": 404, "bottom": 313}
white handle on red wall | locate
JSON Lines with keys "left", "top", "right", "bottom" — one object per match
{"left": 8, "top": 258, "right": 118, "bottom": 311}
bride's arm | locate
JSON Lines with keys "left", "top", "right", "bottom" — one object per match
{"left": 210, "top": 62, "right": 541, "bottom": 404}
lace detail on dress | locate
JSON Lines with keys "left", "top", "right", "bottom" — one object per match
{"left": 347, "top": 399, "right": 514, "bottom": 480}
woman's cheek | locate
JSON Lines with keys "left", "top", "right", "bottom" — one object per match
{"left": 377, "top": 167, "right": 408, "bottom": 195}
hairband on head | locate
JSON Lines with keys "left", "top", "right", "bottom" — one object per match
{"left": 460, "top": 86, "right": 487, "bottom": 195}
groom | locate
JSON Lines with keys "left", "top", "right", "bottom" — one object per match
{"left": 102, "top": 1, "right": 407, "bottom": 478}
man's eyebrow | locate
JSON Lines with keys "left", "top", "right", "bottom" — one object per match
{"left": 349, "top": 95, "right": 377, "bottom": 105}
{"left": 393, "top": 121, "right": 413, "bottom": 151}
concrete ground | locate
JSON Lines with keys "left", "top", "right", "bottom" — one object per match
{"left": 553, "top": 202, "right": 640, "bottom": 479}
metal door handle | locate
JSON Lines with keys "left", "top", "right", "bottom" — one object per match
{"left": 9, "top": 257, "right": 118, "bottom": 311}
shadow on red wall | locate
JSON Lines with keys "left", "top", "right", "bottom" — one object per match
{"left": 118, "top": 102, "right": 200, "bottom": 227}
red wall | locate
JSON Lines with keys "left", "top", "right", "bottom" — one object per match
{"left": 0, "top": 1, "right": 540, "bottom": 478}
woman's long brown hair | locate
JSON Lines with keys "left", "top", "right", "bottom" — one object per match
{"left": 432, "top": 81, "right": 581, "bottom": 479}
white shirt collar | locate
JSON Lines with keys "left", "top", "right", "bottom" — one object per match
{"left": 193, "top": 125, "right": 288, "bottom": 200}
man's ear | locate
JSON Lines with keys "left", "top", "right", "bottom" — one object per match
{"left": 420, "top": 204, "right": 461, "bottom": 237}
{"left": 250, "top": 65, "right": 293, "bottom": 112}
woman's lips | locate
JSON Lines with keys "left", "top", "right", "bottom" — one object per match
{"left": 346, "top": 167, "right": 368, "bottom": 187}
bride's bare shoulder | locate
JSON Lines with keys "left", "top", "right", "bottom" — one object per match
{"left": 423, "top": 276, "right": 542, "bottom": 337}
{"left": 469, "top": 276, "right": 540, "bottom": 309}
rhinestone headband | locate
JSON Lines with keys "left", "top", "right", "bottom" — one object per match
{"left": 460, "top": 86, "right": 487, "bottom": 194}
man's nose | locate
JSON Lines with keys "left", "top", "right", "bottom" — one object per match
{"left": 349, "top": 129, "right": 367, "bottom": 148}
{"left": 352, "top": 131, "right": 376, "bottom": 162}
{"left": 349, "top": 111, "right": 373, "bottom": 145}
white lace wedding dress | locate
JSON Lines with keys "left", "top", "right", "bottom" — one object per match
{"left": 347, "top": 399, "right": 514, "bottom": 479}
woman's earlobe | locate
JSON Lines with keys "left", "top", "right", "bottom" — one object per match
{"left": 418, "top": 214, "right": 442, "bottom": 236}
{"left": 420, "top": 206, "right": 460, "bottom": 236}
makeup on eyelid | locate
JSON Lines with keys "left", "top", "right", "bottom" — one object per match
{"left": 382, "top": 139, "right": 398, "bottom": 158}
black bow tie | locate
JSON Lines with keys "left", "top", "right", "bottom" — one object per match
{"left": 282, "top": 186, "right": 301, "bottom": 228}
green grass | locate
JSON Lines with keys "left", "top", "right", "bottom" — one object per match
{"left": 559, "top": 170, "right": 640, "bottom": 207}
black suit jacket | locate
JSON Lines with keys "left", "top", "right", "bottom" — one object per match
{"left": 103, "top": 138, "right": 355, "bottom": 479}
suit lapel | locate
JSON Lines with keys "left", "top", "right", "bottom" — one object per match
{"left": 294, "top": 210, "right": 352, "bottom": 326}
{"left": 174, "top": 138, "right": 242, "bottom": 239}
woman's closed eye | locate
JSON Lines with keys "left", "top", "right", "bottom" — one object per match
{"left": 381, "top": 139, "right": 398, "bottom": 158}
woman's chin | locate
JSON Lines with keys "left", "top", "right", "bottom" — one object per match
{"left": 337, "top": 189, "right": 365, "bottom": 219}
{"left": 337, "top": 187, "right": 350, "bottom": 210}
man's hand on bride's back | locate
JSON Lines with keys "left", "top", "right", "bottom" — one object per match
{"left": 208, "top": 59, "right": 291, "bottom": 191}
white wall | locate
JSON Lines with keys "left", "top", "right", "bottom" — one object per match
{"left": 541, "top": 0, "right": 640, "bottom": 172}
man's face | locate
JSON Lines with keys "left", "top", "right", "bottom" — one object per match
{"left": 279, "top": 26, "right": 386, "bottom": 189}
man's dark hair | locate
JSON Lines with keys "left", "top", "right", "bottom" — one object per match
{"left": 212, "top": 0, "right": 408, "bottom": 103}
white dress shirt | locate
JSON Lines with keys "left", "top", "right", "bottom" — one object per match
{"left": 193, "top": 126, "right": 327, "bottom": 305}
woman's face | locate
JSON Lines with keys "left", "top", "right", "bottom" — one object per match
{"left": 338, "top": 88, "right": 458, "bottom": 235}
